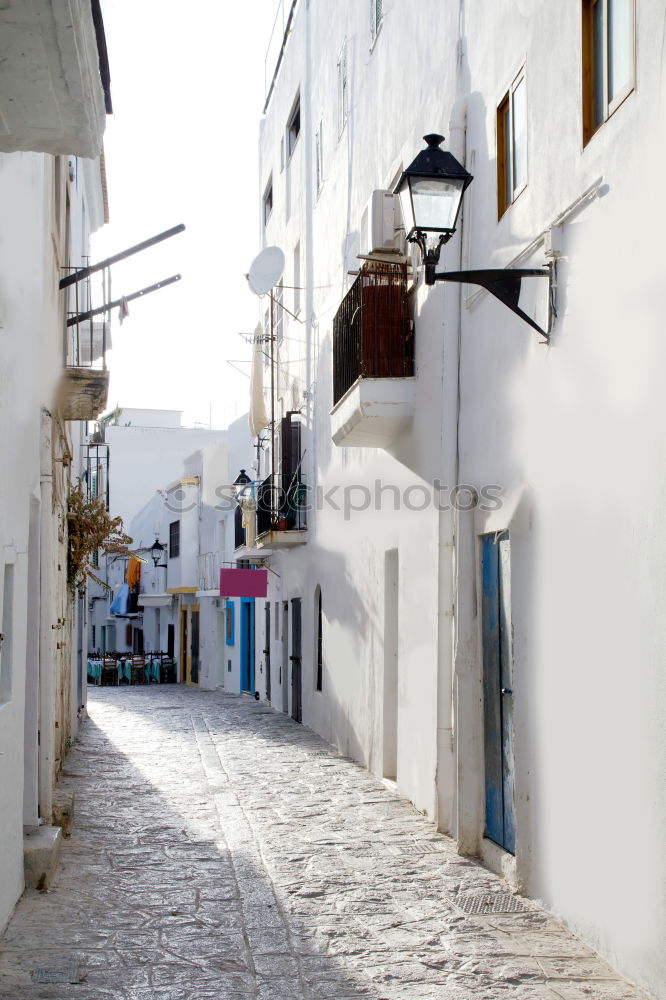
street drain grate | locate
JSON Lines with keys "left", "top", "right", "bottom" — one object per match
{"left": 307, "top": 751, "right": 332, "bottom": 757}
{"left": 455, "top": 892, "right": 527, "bottom": 914}
{"left": 411, "top": 841, "right": 448, "bottom": 854}
{"left": 31, "top": 964, "right": 80, "bottom": 984}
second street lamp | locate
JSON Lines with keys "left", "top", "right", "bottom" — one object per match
{"left": 150, "top": 539, "right": 167, "bottom": 568}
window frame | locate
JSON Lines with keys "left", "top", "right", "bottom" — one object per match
{"left": 169, "top": 520, "right": 180, "bottom": 559}
{"left": 496, "top": 66, "right": 528, "bottom": 220}
{"left": 287, "top": 93, "right": 301, "bottom": 161}
{"left": 370, "top": 0, "right": 383, "bottom": 47}
{"left": 273, "top": 280, "right": 284, "bottom": 343}
{"left": 582, "top": 0, "right": 635, "bottom": 146}
{"left": 293, "top": 241, "right": 301, "bottom": 316}
{"left": 263, "top": 176, "right": 273, "bottom": 227}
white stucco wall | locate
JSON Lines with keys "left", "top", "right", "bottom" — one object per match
{"left": 252, "top": 2, "right": 666, "bottom": 996}
{"left": 105, "top": 413, "right": 227, "bottom": 530}
{"left": 0, "top": 144, "right": 105, "bottom": 929}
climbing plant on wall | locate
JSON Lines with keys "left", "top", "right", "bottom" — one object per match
{"left": 66, "top": 482, "right": 132, "bottom": 592}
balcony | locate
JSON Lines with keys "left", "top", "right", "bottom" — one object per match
{"left": 254, "top": 473, "right": 307, "bottom": 549}
{"left": 57, "top": 274, "right": 110, "bottom": 421}
{"left": 0, "top": 0, "right": 111, "bottom": 157}
{"left": 197, "top": 552, "right": 221, "bottom": 594}
{"left": 331, "top": 262, "right": 415, "bottom": 448}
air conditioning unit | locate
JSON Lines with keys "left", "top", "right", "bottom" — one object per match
{"left": 360, "top": 190, "right": 397, "bottom": 256}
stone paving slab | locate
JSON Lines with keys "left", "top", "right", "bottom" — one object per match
{"left": 0, "top": 686, "right": 650, "bottom": 999}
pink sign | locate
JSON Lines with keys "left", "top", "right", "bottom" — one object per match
{"left": 219, "top": 568, "right": 268, "bottom": 598}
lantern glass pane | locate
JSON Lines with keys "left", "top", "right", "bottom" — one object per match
{"left": 410, "top": 176, "right": 465, "bottom": 232}
{"left": 397, "top": 182, "right": 415, "bottom": 236}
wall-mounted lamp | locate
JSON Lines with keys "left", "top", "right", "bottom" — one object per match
{"left": 233, "top": 469, "right": 252, "bottom": 499}
{"left": 395, "top": 134, "right": 553, "bottom": 340}
{"left": 150, "top": 539, "right": 167, "bottom": 568}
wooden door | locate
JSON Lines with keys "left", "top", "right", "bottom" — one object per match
{"left": 264, "top": 601, "right": 271, "bottom": 702}
{"left": 281, "top": 601, "right": 289, "bottom": 713}
{"left": 240, "top": 598, "right": 255, "bottom": 693}
{"left": 481, "top": 532, "right": 516, "bottom": 854}
{"left": 179, "top": 608, "right": 188, "bottom": 684}
{"left": 190, "top": 606, "right": 200, "bottom": 685}
{"left": 290, "top": 597, "right": 302, "bottom": 723}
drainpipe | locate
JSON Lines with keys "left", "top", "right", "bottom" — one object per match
{"left": 38, "top": 409, "right": 55, "bottom": 822}
{"left": 435, "top": 96, "right": 467, "bottom": 834}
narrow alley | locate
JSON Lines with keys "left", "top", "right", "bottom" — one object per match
{"left": 0, "top": 688, "right": 645, "bottom": 1000}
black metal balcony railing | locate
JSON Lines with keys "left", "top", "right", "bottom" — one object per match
{"left": 84, "top": 442, "right": 110, "bottom": 510}
{"left": 256, "top": 474, "right": 307, "bottom": 537}
{"left": 65, "top": 268, "right": 110, "bottom": 370}
{"left": 333, "top": 261, "right": 413, "bottom": 406}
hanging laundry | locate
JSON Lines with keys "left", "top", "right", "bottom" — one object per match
{"left": 126, "top": 557, "right": 141, "bottom": 589}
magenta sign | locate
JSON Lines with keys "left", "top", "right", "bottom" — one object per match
{"left": 219, "top": 568, "right": 268, "bottom": 598}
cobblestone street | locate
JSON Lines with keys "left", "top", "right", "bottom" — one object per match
{"left": 0, "top": 687, "right": 647, "bottom": 1000}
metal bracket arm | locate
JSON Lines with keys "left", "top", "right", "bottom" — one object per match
{"left": 431, "top": 266, "right": 553, "bottom": 341}
{"left": 66, "top": 274, "right": 181, "bottom": 327}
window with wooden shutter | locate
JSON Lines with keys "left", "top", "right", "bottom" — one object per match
{"left": 582, "top": 0, "right": 634, "bottom": 145}
{"left": 497, "top": 68, "right": 527, "bottom": 219}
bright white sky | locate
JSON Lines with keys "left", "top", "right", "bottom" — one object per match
{"left": 93, "top": 0, "right": 281, "bottom": 430}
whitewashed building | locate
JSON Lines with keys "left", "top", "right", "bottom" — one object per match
{"left": 0, "top": 0, "right": 112, "bottom": 931}
{"left": 87, "top": 408, "right": 229, "bottom": 657}
{"left": 243, "top": 1, "right": 666, "bottom": 996}
{"left": 122, "top": 413, "right": 255, "bottom": 689}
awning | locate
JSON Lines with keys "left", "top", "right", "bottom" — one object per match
{"left": 137, "top": 594, "right": 173, "bottom": 608}
{"left": 220, "top": 568, "right": 268, "bottom": 598}
{"left": 249, "top": 324, "right": 270, "bottom": 438}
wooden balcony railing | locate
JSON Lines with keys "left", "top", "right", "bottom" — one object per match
{"left": 333, "top": 261, "right": 413, "bottom": 406}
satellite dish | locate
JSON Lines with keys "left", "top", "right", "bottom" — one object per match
{"left": 247, "top": 246, "right": 285, "bottom": 296}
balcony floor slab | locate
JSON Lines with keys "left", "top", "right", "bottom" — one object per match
{"left": 331, "top": 376, "right": 416, "bottom": 448}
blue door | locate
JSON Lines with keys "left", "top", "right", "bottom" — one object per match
{"left": 481, "top": 532, "right": 516, "bottom": 854}
{"left": 240, "top": 598, "right": 255, "bottom": 694}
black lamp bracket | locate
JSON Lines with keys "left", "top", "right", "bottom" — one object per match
{"left": 430, "top": 264, "right": 554, "bottom": 342}
{"left": 407, "top": 230, "right": 450, "bottom": 263}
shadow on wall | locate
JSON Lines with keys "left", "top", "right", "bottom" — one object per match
{"left": 298, "top": 539, "right": 382, "bottom": 769}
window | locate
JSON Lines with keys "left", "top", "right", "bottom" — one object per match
{"left": 370, "top": 0, "right": 383, "bottom": 45}
{"left": 293, "top": 242, "right": 301, "bottom": 315}
{"left": 582, "top": 0, "right": 634, "bottom": 144}
{"left": 497, "top": 69, "right": 527, "bottom": 219}
{"left": 338, "top": 40, "right": 349, "bottom": 136}
{"left": 315, "top": 587, "right": 323, "bottom": 691}
{"left": 314, "top": 119, "right": 323, "bottom": 195}
{"left": 287, "top": 94, "right": 301, "bottom": 159}
{"left": 169, "top": 520, "right": 180, "bottom": 558}
{"left": 273, "top": 281, "right": 284, "bottom": 342}
{"left": 263, "top": 176, "right": 273, "bottom": 226}
{"left": 225, "top": 600, "right": 235, "bottom": 645}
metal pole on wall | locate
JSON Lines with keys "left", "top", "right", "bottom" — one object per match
{"left": 269, "top": 292, "right": 276, "bottom": 498}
